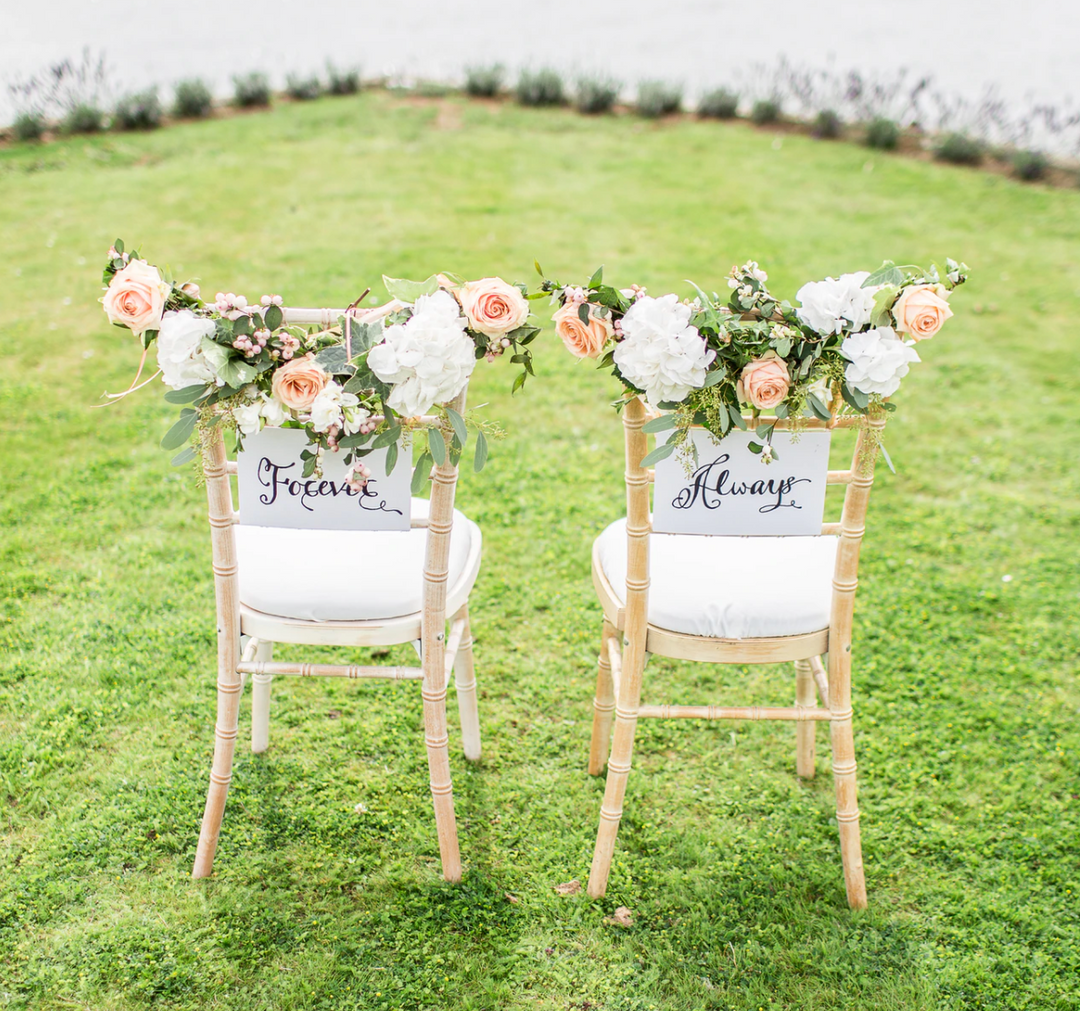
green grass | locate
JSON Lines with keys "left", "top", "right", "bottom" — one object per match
{"left": 1, "top": 92, "right": 1078, "bottom": 1011}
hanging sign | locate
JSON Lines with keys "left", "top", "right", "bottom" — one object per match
{"left": 237, "top": 427, "right": 411, "bottom": 531}
{"left": 651, "top": 429, "right": 830, "bottom": 536}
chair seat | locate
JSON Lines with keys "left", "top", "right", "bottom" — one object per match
{"left": 236, "top": 498, "right": 479, "bottom": 622}
{"left": 594, "top": 519, "right": 838, "bottom": 639}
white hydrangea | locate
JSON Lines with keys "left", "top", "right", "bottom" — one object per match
{"left": 259, "top": 394, "right": 289, "bottom": 428}
{"left": 841, "top": 326, "right": 920, "bottom": 397}
{"left": 156, "top": 310, "right": 217, "bottom": 389}
{"left": 796, "top": 272, "right": 878, "bottom": 336}
{"left": 613, "top": 294, "right": 715, "bottom": 405}
{"left": 367, "top": 290, "right": 476, "bottom": 417}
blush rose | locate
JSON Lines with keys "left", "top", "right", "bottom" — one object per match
{"left": 458, "top": 277, "right": 529, "bottom": 337}
{"left": 892, "top": 284, "right": 953, "bottom": 340}
{"left": 553, "top": 302, "right": 613, "bottom": 359}
{"left": 271, "top": 354, "right": 329, "bottom": 412}
{"left": 102, "top": 259, "right": 170, "bottom": 336}
{"left": 740, "top": 355, "right": 791, "bottom": 410}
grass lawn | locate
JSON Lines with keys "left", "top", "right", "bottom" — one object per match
{"left": 1, "top": 92, "right": 1078, "bottom": 1010}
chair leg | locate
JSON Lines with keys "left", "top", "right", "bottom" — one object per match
{"left": 452, "top": 604, "right": 482, "bottom": 762}
{"left": 794, "top": 658, "right": 816, "bottom": 779}
{"left": 251, "top": 640, "right": 273, "bottom": 754}
{"left": 830, "top": 714, "right": 868, "bottom": 909}
{"left": 192, "top": 663, "right": 243, "bottom": 878}
{"left": 588, "top": 620, "right": 617, "bottom": 776}
{"left": 422, "top": 656, "right": 462, "bottom": 883}
{"left": 587, "top": 701, "right": 640, "bottom": 898}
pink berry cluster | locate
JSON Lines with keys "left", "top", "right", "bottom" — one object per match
{"left": 484, "top": 336, "right": 512, "bottom": 362}
{"left": 214, "top": 292, "right": 250, "bottom": 320}
{"left": 259, "top": 294, "right": 284, "bottom": 307}
{"left": 563, "top": 285, "right": 588, "bottom": 305}
{"left": 345, "top": 461, "right": 371, "bottom": 492}
{"left": 232, "top": 328, "right": 270, "bottom": 358}
{"left": 271, "top": 333, "right": 301, "bottom": 361}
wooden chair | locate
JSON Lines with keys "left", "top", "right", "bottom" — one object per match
{"left": 586, "top": 396, "right": 886, "bottom": 908}
{"left": 192, "top": 306, "right": 483, "bottom": 882}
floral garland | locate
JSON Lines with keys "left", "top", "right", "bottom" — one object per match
{"left": 537, "top": 257, "right": 968, "bottom": 466}
{"left": 99, "top": 241, "right": 541, "bottom": 489}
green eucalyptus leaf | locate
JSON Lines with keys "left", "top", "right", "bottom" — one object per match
{"left": 703, "top": 370, "right": 727, "bottom": 387}
{"left": 588, "top": 265, "right": 603, "bottom": 288}
{"left": 728, "top": 405, "right": 748, "bottom": 430}
{"left": 164, "top": 384, "right": 211, "bottom": 404}
{"left": 445, "top": 407, "right": 468, "bottom": 446}
{"left": 747, "top": 441, "right": 763, "bottom": 454}
{"left": 411, "top": 451, "right": 433, "bottom": 493}
{"left": 473, "top": 429, "right": 488, "bottom": 473}
{"left": 372, "top": 426, "right": 401, "bottom": 449}
{"left": 512, "top": 370, "right": 527, "bottom": 394}
{"left": 534, "top": 260, "right": 545, "bottom": 277}
{"left": 639, "top": 441, "right": 677, "bottom": 468}
{"left": 642, "top": 414, "right": 678, "bottom": 433}
{"left": 171, "top": 446, "right": 197, "bottom": 466}
{"left": 385, "top": 439, "right": 399, "bottom": 475}
{"left": 428, "top": 427, "right": 446, "bottom": 465}
{"left": 807, "top": 392, "right": 833, "bottom": 421}
{"left": 160, "top": 409, "right": 197, "bottom": 451}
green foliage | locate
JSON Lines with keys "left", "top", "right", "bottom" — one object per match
{"left": 635, "top": 80, "right": 683, "bottom": 118}
{"left": 2, "top": 92, "right": 1079, "bottom": 1011}
{"left": 935, "top": 132, "right": 984, "bottom": 166}
{"left": 285, "top": 74, "right": 322, "bottom": 101}
{"left": 1013, "top": 149, "right": 1049, "bottom": 181}
{"left": 813, "top": 108, "right": 843, "bottom": 139}
{"left": 113, "top": 89, "right": 163, "bottom": 131}
{"left": 12, "top": 111, "right": 45, "bottom": 142}
{"left": 697, "top": 87, "right": 739, "bottom": 119}
{"left": 61, "top": 102, "right": 103, "bottom": 134}
{"left": 464, "top": 64, "right": 504, "bottom": 98}
{"left": 866, "top": 117, "right": 900, "bottom": 150}
{"left": 326, "top": 65, "right": 361, "bottom": 95}
{"left": 232, "top": 72, "right": 271, "bottom": 108}
{"left": 750, "top": 98, "right": 781, "bottom": 125}
{"left": 575, "top": 75, "right": 620, "bottom": 115}
{"left": 172, "top": 78, "right": 213, "bottom": 119}
{"left": 515, "top": 68, "right": 565, "bottom": 107}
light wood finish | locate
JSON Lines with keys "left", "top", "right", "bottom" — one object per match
{"left": 585, "top": 397, "right": 885, "bottom": 909}
{"left": 237, "top": 661, "right": 423, "bottom": 680}
{"left": 191, "top": 360, "right": 483, "bottom": 882}
{"left": 251, "top": 639, "right": 273, "bottom": 753}
{"left": 588, "top": 621, "right": 618, "bottom": 776}
{"left": 638, "top": 703, "right": 832, "bottom": 721}
{"left": 451, "top": 604, "right": 482, "bottom": 763}
{"left": 587, "top": 396, "right": 650, "bottom": 899}
{"left": 794, "top": 658, "right": 817, "bottom": 778}
{"left": 192, "top": 432, "right": 242, "bottom": 879}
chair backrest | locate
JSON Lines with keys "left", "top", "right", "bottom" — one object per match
{"left": 201, "top": 305, "right": 467, "bottom": 664}
{"left": 621, "top": 395, "right": 887, "bottom": 635}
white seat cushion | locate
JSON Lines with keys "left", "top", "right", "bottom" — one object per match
{"left": 237, "top": 498, "right": 478, "bottom": 622}
{"left": 595, "top": 519, "right": 838, "bottom": 639}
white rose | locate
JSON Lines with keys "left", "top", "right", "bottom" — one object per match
{"left": 156, "top": 310, "right": 217, "bottom": 389}
{"left": 259, "top": 395, "right": 289, "bottom": 428}
{"left": 796, "top": 272, "right": 878, "bottom": 335}
{"left": 367, "top": 290, "right": 477, "bottom": 417}
{"left": 233, "top": 400, "right": 263, "bottom": 437}
{"left": 309, "top": 381, "right": 357, "bottom": 433}
{"left": 613, "top": 293, "right": 715, "bottom": 405}
{"left": 841, "top": 326, "right": 921, "bottom": 397}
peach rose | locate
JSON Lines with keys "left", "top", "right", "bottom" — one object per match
{"left": 553, "top": 301, "right": 614, "bottom": 359}
{"left": 101, "top": 259, "right": 170, "bottom": 336}
{"left": 271, "top": 354, "right": 328, "bottom": 412}
{"left": 892, "top": 284, "right": 953, "bottom": 341}
{"left": 458, "top": 277, "right": 529, "bottom": 337}
{"left": 740, "top": 355, "right": 790, "bottom": 410}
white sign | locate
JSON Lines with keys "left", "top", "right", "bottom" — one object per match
{"left": 237, "top": 427, "right": 411, "bottom": 531}
{"left": 652, "top": 429, "right": 830, "bottom": 536}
